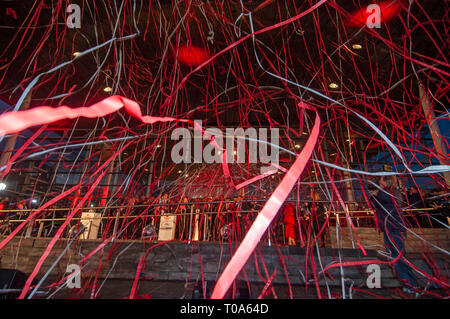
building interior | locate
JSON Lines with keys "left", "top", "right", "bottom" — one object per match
{"left": 0, "top": 0, "right": 448, "bottom": 300}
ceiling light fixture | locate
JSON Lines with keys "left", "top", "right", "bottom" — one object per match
{"left": 329, "top": 82, "right": 339, "bottom": 89}
{"left": 103, "top": 86, "right": 112, "bottom": 93}
{"left": 352, "top": 44, "right": 362, "bottom": 50}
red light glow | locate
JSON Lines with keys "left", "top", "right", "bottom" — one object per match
{"left": 346, "top": 1, "right": 403, "bottom": 28}
{"left": 176, "top": 45, "right": 211, "bottom": 67}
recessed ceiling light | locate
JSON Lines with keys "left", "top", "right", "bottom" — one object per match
{"left": 329, "top": 82, "right": 339, "bottom": 89}
{"left": 103, "top": 86, "right": 112, "bottom": 92}
{"left": 352, "top": 44, "right": 362, "bottom": 50}
{"left": 73, "top": 52, "right": 81, "bottom": 57}
{"left": 178, "top": 170, "right": 182, "bottom": 174}
{"left": 295, "top": 144, "right": 301, "bottom": 149}
{"left": 156, "top": 144, "right": 162, "bottom": 148}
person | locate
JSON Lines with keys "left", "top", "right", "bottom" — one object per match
{"left": 367, "top": 176, "right": 418, "bottom": 294}
{"left": 283, "top": 202, "right": 297, "bottom": 245}
{"left": 310, "top": 191, "right": 327, "bottom": 247}
{"left": 0, "top": 197, "right": 6, "bottom": 234}
{"left": 174, "top": 196, "right": 187, "bottom": 240}
{"left": 127, "top": 196, "right": 141, "bottom": 238}
{"left": 406, "top": 187, "right": 425, "bottom": 209}
{"left": 16, "top": 201, "right": 27, "bottom": 220}
{"left": 155, "top": 193, "right": 169, "bottom": 224}
{"left": 139, "top": 194, "right": 149, "bottom": 206}
{"left": 405, "top": 186, "right": 426, "bottom": 227}
{"left": 191, "top": 197, "right": 202, "bottom": 241}
{"left": 241, "top": 196, "right": 257, "bottom": 234}
{"left": 141, "top": 195, "right": 156, "bottom": 240}
{"left": 232, "top": 195, "right": 244, "bottom": 241}
{"left": 0, "top": 197, "right": 5, "bottom": 219}
{"left": 3, "top": 197, "right": 10, "bottom": 210}
{"left": 202, "top": 197, "right": 213, "bottom": 241}
{"left": 218, "top": 197, "right": 233, "bottom": 241}
{"left": 426, "top": 191, "right": 449, "bottom": 228}
{"left": 213, "top": 196, "right": 225, "bottom": 241}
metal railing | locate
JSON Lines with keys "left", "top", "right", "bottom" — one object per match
{"left": 0, "top": 202, "right": 445, "bottom": 245}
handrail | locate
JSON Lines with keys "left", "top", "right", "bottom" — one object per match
{"left": 0, "top": 207, "right": 442, "bottom": 224}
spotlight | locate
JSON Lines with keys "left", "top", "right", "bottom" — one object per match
{"left": 352, "top": 44, "right": 362, "bottom": 50}
{"left": 73, "top": 52, "right": 81, "bottom": 57}
{"left": 103, "top": 86, "right": 112, "bottom": 93}
{"left": 178, "top": 170, "right": 182, "bottom": 174}
{"left": 295, "top": 144, "right": 301, "bottom": 149}
{"left": 328, "top": 82, "right": 339, "bottom": 89}
{"left": 0, "top": 182, "right": 6, "bottom": 191}
{"left": 30, "top": 198, "right": 39, "bottom": 208}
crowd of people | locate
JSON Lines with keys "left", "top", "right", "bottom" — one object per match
{"left": 0, "top": 185, "right": 448, "bottom": 245}
{"left": 100, "top": 185, "right": 448, "bottom": 247}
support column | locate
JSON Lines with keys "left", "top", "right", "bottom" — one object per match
{"left": 146, "top": 159, "right": 154, "bottom": 197}
{"left": 0, "top": 93, "right": 32, "bottom": 172}
{"left": 339, "top": 123, "right": 356, "bottom": 210}
{"left": 418, "top": 84, "right": 450, "bottom": 187}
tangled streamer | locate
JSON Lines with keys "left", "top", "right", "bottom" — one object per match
{"left": 0, "top": 0, "right": 448, "bottom": 299}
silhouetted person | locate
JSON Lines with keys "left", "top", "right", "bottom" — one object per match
{"left": 368, "top": 176, "right": 418, "bottom": 294}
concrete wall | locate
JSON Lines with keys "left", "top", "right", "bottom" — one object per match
{"left": 328, "top": 227, "right": 450, "bottom": 258}
{"left": 0, "top": 233, "right": 447, "bottom": 296}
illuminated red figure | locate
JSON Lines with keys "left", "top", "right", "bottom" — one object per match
{"left": 176, "top": 45, "right": 211, "bottom": 67}
{"left": 346, "top": 1, "right": 403, "bottom": 28}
